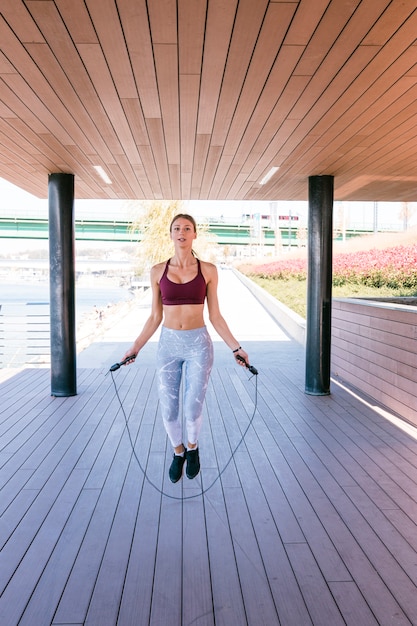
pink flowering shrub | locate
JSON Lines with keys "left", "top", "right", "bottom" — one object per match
{"left": 245, "top": 244, "right": 417, "bottom": 289}
{"left": 248, "top": 257, "right": 307, "bottom": 281}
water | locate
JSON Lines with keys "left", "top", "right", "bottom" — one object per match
{"left": 0, "top": 282, "right": 133, "bottom": 322}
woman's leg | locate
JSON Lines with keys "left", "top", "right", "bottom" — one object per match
{"left": 182, "top": 327, "right": 213, "bottom": 446}
{"left": 156, "top": 328, "right": 184, "bottom": 448}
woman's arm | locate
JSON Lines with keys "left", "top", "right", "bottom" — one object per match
{"left": 122, "top": 264, "right": 164, "bottom": 362}
{"left": 203, "top": 263, "right": 249, "bottom": 366}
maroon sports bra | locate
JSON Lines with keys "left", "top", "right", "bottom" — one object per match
{"left": 159, "top": 258, "right": 207, "bottom": 306}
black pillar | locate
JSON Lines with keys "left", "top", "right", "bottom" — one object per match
{"left": 48, "top": 173, "right": 77, "bottom": 396}
{"left": 305, "top": 175, "right": 333, "bottom": 395}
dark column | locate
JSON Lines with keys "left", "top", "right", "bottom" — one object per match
{"left": 48, "top": 173, "right": 77, "bottom": 396}
{"left": 305, "top": 175, "right": 333, "bottom": 395}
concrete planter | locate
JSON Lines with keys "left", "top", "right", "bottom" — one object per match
{"left": 234, "top": 269, "right": 306, "bottom": 345}
{"left": 332, "top": 298, "right": 417, "bottom": 425}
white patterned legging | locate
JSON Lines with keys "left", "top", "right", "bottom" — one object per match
{"left": 156, "top": 326, "right": 214, "bottom": 448}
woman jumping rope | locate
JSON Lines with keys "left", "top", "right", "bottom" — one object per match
{"left": 121, "top": 214, "right": 249, "bottom": 483}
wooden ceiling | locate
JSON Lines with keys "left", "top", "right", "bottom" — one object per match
{"left": 1, "top": 0, "right": 417, "bottom": 203}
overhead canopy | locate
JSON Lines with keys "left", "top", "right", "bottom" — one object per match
{"left": 1, "top": 0, "right": 417, "bottom": 203}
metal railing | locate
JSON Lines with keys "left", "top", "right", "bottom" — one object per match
{"left": 0, "top": 302, "right": 50, "bottom": 368}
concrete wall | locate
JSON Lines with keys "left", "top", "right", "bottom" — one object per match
{"left": 234, "top": 269, "right": 306, "bottom": 345}
{"left": 332, "top": 298, "right": 417, "bottom": 425}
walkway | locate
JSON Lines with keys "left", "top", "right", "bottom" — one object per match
{"left": 1, "top": 269, "right": 417, "bottom": 625}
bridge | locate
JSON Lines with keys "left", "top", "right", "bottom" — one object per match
{"left": 0, "top": 216, "right": 370, "bottom": 246}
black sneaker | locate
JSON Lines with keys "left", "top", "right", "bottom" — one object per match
{"left": 186, "top": 447, "right": 200, "bottom": 479}
{"left": 169, "top": 453, "right": 186, "bottom": 483}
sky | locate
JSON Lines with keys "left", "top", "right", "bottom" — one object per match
{"left": 1, "top": 177, "right": 416, "bottom": 234}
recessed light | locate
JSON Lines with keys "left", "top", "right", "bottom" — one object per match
{"left": 93, "top": 165, "right": 112, "bottom": 184}
{"left": 259, "top": 167, "right": 279, "bottom": 185}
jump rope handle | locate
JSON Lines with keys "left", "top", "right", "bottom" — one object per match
{"left": 109, "top": 354, "right": 137, "bottom": 372}
{"left": 235, "top": 354, "right": 258, "bottom": 376}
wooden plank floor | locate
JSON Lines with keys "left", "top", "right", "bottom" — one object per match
{"left": 1, "top": 356, "right": 417, "bottom": 625}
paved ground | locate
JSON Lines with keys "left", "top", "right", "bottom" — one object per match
{"left": 77, "top": 267, "right": 305, "bottom": 373}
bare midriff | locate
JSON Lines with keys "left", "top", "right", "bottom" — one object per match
{"left": 162, "top": 303, "right": 205, "bottom": 330}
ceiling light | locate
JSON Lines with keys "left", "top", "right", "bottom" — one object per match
{"left": 259, "top": 167, "right": 279, "bottom": 185}
{"left": 93, "top": 165, "right": 112, "bottom": 184}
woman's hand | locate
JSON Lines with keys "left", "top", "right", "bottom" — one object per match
{"left": 233, "top": 347, "right": 249, "bottom": 367}
{"left": 121, "top": 347, "right": 137, "bottom": 365}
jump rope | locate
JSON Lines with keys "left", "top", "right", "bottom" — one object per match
{"left": 108, "top": 354, "right": 259, "bottom": 501}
